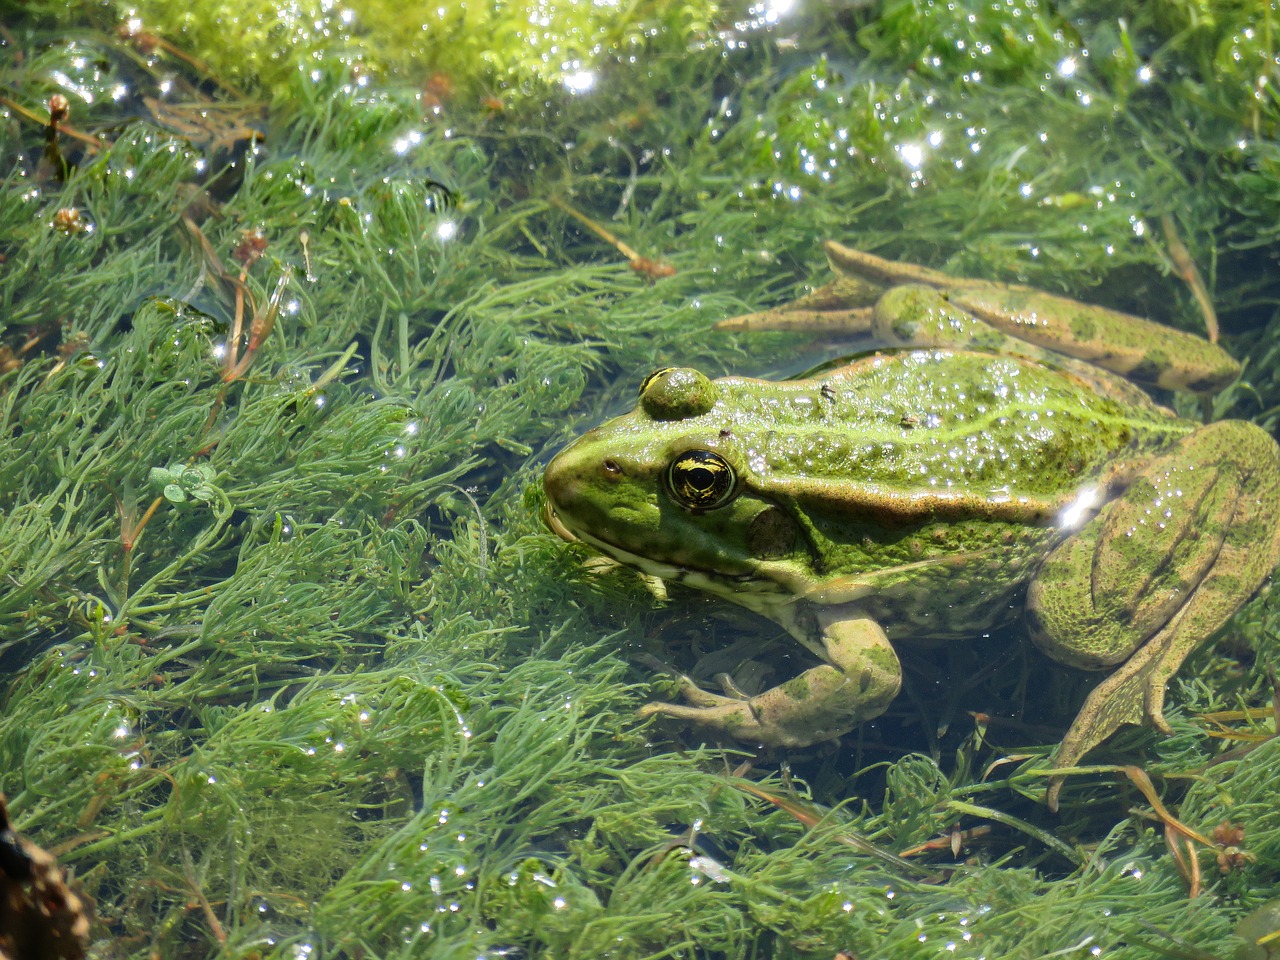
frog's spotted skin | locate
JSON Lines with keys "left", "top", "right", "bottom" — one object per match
{"left": 543, "top": 246, "right": 1280, "bottom": 808}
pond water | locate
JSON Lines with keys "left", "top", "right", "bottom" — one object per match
{"left": 2, "top": 1, "right": 1279, "bottom": 957}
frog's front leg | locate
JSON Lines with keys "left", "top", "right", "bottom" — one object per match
{"left": 637, "top": 612, "right": 902, "bottom": 748}
{"left": 1025, "top": 420, "right": 1280, "bottom": 807}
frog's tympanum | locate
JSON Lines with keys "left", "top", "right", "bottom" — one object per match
{"left": 543, "top": 242, "right": 1280, "bottom": 804}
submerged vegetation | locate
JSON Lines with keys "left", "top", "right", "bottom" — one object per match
{"left": 2, "top": 0, "right": 1280, "bottom": 956}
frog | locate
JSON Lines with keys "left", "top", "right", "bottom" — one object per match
{"left": 542, "top": 241, "right": 1280, "bottom": 807}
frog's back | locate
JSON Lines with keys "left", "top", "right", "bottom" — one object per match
{"left": 720, "top": 349, "right": 1192, "bottom": 637}
{"left": 726, "top": 349, "right": 1183, "bottom": 497}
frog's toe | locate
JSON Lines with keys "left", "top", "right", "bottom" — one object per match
{"left": 634, "top": 654, "right": 736, "bottom": 709}
{"left": 638, "top": 697, "right": 763, "bottom": 738}
{"left": 707, "top": 672, "right": 751, "bottom": 699}
{"left": 635, "top": 668, "right": 824, "bottom": 748}
{"left": 1049, "top": 621, "right": 1202, "bottom": 810}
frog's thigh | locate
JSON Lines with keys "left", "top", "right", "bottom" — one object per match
{"left": 1029, "top": 421, "right": 1280, "bottom": 670}
{"left": 638, "top": 614, "right": 901, "bottom": 748}
{"left": 1027, "top": 421, "right": 1280, "bottom": 776}
{"left": 871, "top": 285, "right": 1006, "bottom": 351}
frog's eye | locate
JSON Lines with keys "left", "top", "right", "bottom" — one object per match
{"left": 666, "top": 450, "right": 736, "bottom": 511}
{"left": 640, "top": 367, "right": 716, "bottom": 421}
{"left": 639, "top": 367, "right": 676, "bottom": 395}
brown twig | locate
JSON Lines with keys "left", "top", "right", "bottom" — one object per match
{"left": 180, "top": 848, "right": 226, "bottom": 944}
{"left": 549, "top": 195, "right": 676, "bottom": 279}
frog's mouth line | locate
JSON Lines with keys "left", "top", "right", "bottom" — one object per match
{"left": 542, "top": 501, "right": 579, "bottom": 544}
{"left": 543, "top": 501, "right": 789, "bottom": 605}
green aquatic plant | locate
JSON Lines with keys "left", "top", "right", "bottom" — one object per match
{"left": 149, "top": 462, "right": 223, "bottom": 506}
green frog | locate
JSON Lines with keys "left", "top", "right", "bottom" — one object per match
{"left": 543, "top": 241, "right": 1280, "bottom": 805}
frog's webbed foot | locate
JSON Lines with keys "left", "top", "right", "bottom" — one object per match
{"left": 1047, "top": 644, "right": 1171, "bottom": 810}
{"left": 634, "top": 654, "right": 743, "bottom": 710}
{"left": 1032, "top": 420, "right": 1280, "bottom": 810}
{"left": 635, "top": 615, "right": 902, "bottom": 749}
{"left": 636, "top": 652, "right": 805, "bottom": 744}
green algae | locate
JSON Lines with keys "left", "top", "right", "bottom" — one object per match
{"left": 2, "top": 0, "right": 1280, "bottom": 957}
{"left": 13, "top": 0, "right": 725, "bottom": 101}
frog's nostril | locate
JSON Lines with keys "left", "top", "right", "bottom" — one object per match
{"left": 603, "top": 458, "right": 623, "bottom": 477}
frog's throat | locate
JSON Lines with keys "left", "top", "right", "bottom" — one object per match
{"left": 548, "top": 508, "right": 788, "bottom": 602}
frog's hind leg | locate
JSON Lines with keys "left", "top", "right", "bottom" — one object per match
{"left": 637, "top": 613, "right": 901, "bottom": 748}
{"left": 1026, "top": 420, "right": 1280, "bottom": 807}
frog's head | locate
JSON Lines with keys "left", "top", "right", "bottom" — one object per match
{"left": 543, "top": 367, "right": 803, "bottom": 597}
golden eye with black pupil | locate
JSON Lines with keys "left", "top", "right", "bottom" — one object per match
{"left": 666, "top": 450, "right": 736, "bottom": 510}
